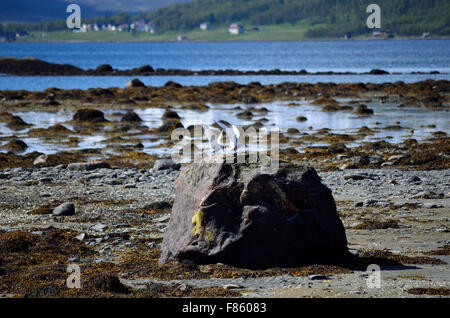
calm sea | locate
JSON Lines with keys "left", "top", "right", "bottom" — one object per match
{"left": 0, "top": 40, "right": 449, "bottom": 90}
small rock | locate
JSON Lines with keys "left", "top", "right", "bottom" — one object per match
{"left": 153, "top": 159, "right": 181, "bottom": 171}
{"left": 388, "top": 155, "right": 405, "bottom": 162}
{"left": 76, "top": 233, "right": 86, "bottom": 241}
{"left": 33, "top": 154, "right": 48, "bottom": 166}
{"left": 344, "top": 174, "right": 366, "bottom": 181}
{"left": 308, "top": 275, "right": 329, "bottom": 280}
{"left": 223, "top": 284, "right": 243, "bottom": 290}
{"left": 409, "top": 176, "right": 421, "bottom": 183}
{"left": 340, "top": 163, "right": 356, "bottom": 170}
{"left": 91, "top": 223, "right": 107, "bottom": 232}
{"left": 53, "top": 202, "right": 75, "bottom": 216}
{"left": 68, "top": 161, "right": 111, "bottom": 171}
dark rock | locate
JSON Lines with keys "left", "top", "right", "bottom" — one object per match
{"left": 369, "top": 69, "right": 389, "bottom": 75}
{"left": 125, "top": 78, "right": 145, "bottom": 88}
{"left": 162, "top": 110, "right": 181, "bottom": 120}
{"left": 53, "top": 202, "right": 75, "bottom": 216}
{"left": 121, "top": 111, "right": 142, "bottom": 123}
{"left": 3, "top": 139, "right": 27, "bottom": 152}
{"left": 145, "top": 201, "right": 173, "bottom": 211}
{"left": 6, "top": 116, "right": 31, "bottom": 130}
{"left": 96, "top": 64, "right": 114, "bottom": 73}
{"left": 156, "top": 120, "right": 183, "bottom": 133}
{"left": 355, "top": 105, "right": 374, "bottom": 115}
{"left": 344, "top": 174, "right": 367, "bottom": 181}
{"left": 0, "top": 57, "right": 84, "bottom": 76}
{"left": 160, "top": 157, "right": 349, "bottom": 269}
{"left": 296, "top": 116, "right": 308, "bottom": 122}
{"left": 73, "top": 109, "right": 107, "bottom": 123}
{"left": 164, "top": 81, "right": 182, "bottom": 88}
{"left": 136, "top": 65, "right": 154, "bottom": 73}
{"left": 409, "top": 176, "right": 421, "bottom": 183}
{"left": 236, "top": 110, "right": 254, "bottom": 119}
{"left": 67, "top": 161, "right": 111, "bottom": 171}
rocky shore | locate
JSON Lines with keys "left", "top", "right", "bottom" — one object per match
{"left": 0, "top": 163, "right": 448, "bottom": 297}
{"left": 0, "top": 79, "right": 449, "bottom": 298}
{"left": 0, "top": 57, "right": 443, "bottom": 76}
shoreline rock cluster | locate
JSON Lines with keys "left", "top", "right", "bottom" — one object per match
{"left": 0, "top": 57, "right": 443, "bottom": 76}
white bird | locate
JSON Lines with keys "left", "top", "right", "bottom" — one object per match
{"left": 214, "top": 121, "right": 244, "bottom": 152}
{"left": 203, "top": 124, "right": 224, "bottom": 153}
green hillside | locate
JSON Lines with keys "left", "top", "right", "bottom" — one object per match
{"left": 136, "top": 0, "right": 450, "bottom": 37}
{"left": 4, "top": 0, "right": 450, "bottom": 40}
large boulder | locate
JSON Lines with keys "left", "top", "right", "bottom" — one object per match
{"left": 160, "top": 157, "right": 349, "bottom": 269}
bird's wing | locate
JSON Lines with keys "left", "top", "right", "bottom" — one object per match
{"left": 215, "top": 121, "right": 228, "bottom": 132}
{"left": 232, "top": 125, "right": 241, "bottom": 139}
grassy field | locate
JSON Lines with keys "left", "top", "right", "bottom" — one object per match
{"left": 16, "top": 23, "right": 443, "bottom": 42}
{"left": 18, "top": 23, "right": 321, "bottom": 42}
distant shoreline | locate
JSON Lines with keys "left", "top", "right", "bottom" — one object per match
{"left": 0, "top": 57, "right": 446, "bottom": 77}
{"left": 8, "top": 28, "right": 450, "bottom": 44}
{"left": 12, "top": 37, "right": 450, "bottom": 44}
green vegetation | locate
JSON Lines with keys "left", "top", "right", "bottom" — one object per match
{"left": 137, "top": 0, "right": 450, "bottom": 37}
{"left": 3, "top": 0, "right": 450, "bottom": 40}
{"left": 19, "top": 24, "right": 313, "bottom": 42}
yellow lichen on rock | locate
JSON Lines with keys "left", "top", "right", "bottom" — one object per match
{"left": 192, "top": 209, "right": 214, "bottom": 244}
{"left": 192, "top": 209, "right": 205, "bottom": 236}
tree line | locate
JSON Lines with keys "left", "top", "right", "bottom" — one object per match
{"left": 1, "top": 0, "right": 449, "bottom": 38}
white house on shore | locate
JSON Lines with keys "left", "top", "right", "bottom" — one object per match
{"left": 228, "top": 24, "right": 244, "bottom": 35}
{"left": 200, "top": 22, "right": 212, "bottom": 31}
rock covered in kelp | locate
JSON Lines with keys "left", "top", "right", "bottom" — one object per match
{"left": 72, "top": 109, "right": 107, "bottom": 123}
{"left": 125, "top": 78, "right": 145, "bottom": 88}
{"left": 121, "top": 111, "right": 142, "bottom": 123}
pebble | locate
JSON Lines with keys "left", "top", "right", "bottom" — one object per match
{"left": 153, "top": 159, "right": 181, "bottom": 171}
{"left": 76, "top": 233, "right": 86, "bottom": 241}
{"left": 223, "top": 284, "right": 243, "bottom": 290}
{"left": 53, "top": 202, "right": 75, "bottom": 216}
{"left": 308, "top": 275, "right": 329, "bottom": 280}
{"left": 67, "top": 161, "right": 111, "bottom": 171}
{"left": 91, "top": 223, "right": 107, "bottom": 232}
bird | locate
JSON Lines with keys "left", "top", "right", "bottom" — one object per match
{"left": 203, "top": 124, "right": 223, "bottom": 153}
{"left": 214, "top": 121, "right": 243, "bottom": 152}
